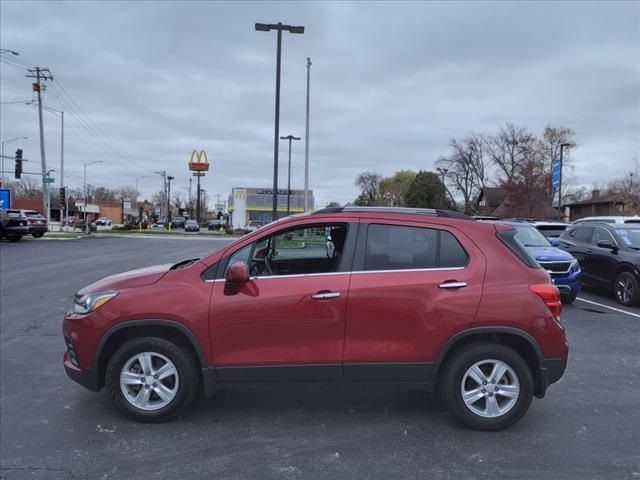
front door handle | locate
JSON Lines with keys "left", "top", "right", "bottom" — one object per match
{"left": 438, "top": 281, "right": 468, "bottom": 289}
{"left": 311, "top": 292, "right": 341, "bottom": 300}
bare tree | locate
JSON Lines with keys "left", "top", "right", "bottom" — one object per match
{"left": 172, "top": 192, "right": 186, "bottom": 210}
{"left": 484, "top": 123, "right": 539, "bottom": 184}
{"left": 8, "top": 178, "right": 42, "bottom": 199}
{"left": 439, "top": 133, "right": 489, "bottom": 214}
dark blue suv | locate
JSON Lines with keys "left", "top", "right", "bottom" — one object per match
{"left": 498, "top": 221, "right": 582, "bottom": 303}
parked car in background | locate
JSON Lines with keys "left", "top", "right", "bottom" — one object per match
{"left": 95, "top": 217, "right": 112, "bottom": 226}
{"left": 497, "top": 221, "right": 581, "bottom": 303}
{"left": 573, "top": 216, "right": 640, "bottom": 224}
{"left": 207, "top": 219, "right": 223, "bottom": 230}
{"left": 530, "top": 221, "right": 569, "bottom": 239}
{"left": 243, "top": 220, "right": 264, "bottom": 232}
{"left": 184, "top": 219, "right": 200, "bottom": 232}
{"left": 0, "top": 208, "right": 29, "bottom": 241}
{"left": 171, "top": 216, "right": 186, "bottom": 229}
{"left": 20, "top": 210, "right": 47, "bottom": 238}
{"left": 63, "top": 207, "right": 568, "bottom": 430}
{"left": 63, "top": 215, "right": 78, "bottom": 226}
{"left": 558, "top": 222, "right": 640, "bottom": 306}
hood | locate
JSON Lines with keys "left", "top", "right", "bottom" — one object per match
{"left": 526, "top": 245, "right": 574, "bottom": 262}
{"left": 77, "top": 263, "right": 173, "bottom": 295}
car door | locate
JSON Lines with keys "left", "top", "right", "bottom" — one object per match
{"left": 559, "top": 226, "right": 594, "bottom": 275}
{"left": 343, "top": 220, "right": 485, "bottom": 382}
{"left": 209, "top": 220, "right": 356, "bottom": 381}
{"left": 588, "top": 227, "right": 619, "bottom": 285}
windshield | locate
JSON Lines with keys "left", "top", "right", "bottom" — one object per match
{"left": 514, "top": 226, "right": 551, "bottom": 247}
{"left": 615, "top": 229, "right": 640, "bottom": 250}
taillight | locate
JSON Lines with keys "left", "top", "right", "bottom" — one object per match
{"left": 529, "top": 284, "right": 562, "bottom": 317}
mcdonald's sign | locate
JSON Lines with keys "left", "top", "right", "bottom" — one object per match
{"left": 189, "top": 150, "right": 210, "bottom": 172}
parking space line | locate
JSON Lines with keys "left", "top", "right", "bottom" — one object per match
{"left": 576, "top": 297, "right": 640, "bottom": 318}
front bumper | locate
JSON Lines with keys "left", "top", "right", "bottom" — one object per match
{"left": 3, "top": 225, "right": 29, "bottom": 236}
{"left": 64, "top": 351, "right": 99, "bottom": 391}
{"left": 551, "top": 269, "right": 582, "bottom": 296}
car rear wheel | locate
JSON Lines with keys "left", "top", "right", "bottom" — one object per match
{"left": 32, "top": 232, "right": 44, "bottom": 238}
{"left": 106, "top": 337, "right": 199, "bottom": 422}
{"left": 614, "top": 271, "right": 640, "bottom": 307}
{"left": 442, "top": 343, "right": 533, "bottom": 430}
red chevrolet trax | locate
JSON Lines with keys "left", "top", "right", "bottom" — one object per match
{"left": 63, "top": 207, "right": 568, "bottom": 430}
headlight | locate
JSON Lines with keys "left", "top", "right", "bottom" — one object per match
{"left": 570, "top": 258, "right": 579, "bottom": 273}
{"left": 72, "top": 290, "right": 118, "bottom": 314}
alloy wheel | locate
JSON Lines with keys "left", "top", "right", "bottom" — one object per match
{"left": 120, "top": 352, "right": 179, "bottom": 411}
{"left": 460, "top": 359, "right": 520, "bottom": 418}
{"left": 616, "top": 276, "right": 634, "bottom": 304}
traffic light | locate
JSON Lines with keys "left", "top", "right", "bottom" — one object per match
{"left": 14, "top": 149, "right": 23, "bottom": 179}
{"left": 59, "top": 187, "right": 66, "bottom": 207}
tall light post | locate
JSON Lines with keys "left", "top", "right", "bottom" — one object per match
{"left": 280, "top": 135, "right": 301, "bottom": 215}
{"left": 255, "top": 22, "right": 305, "bottom": 222}
{"left": 436, "top": 167, "right": 449, "bottom": 208}
{"left": 558, "top": 143, "right": 570, "bottom": 221}
{"left": 166, "top": 175, "right": 174, "bottom": 223}
{"left": 83, "top": 160, "right": 102, "bottom": 233}
{"left": 304, "top": 57, "right": 312, "bottom": 212}
{"left": 1, "top": 136, "right": 28, "bottom": 186}
{"left": 37, "top": 105, "right": 64, "bottom": 227}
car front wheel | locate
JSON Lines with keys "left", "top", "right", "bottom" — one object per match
{"left": 106, "top": 337, "right": 199, "bottom": 422}
{"left": 442, "top": 344, "right": 533, "bottom": 430}
{"left": 614, "top": 271, "right": 640, "bottom": 306}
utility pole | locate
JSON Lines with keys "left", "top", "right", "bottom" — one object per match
{"left": 280, "top": 135, "right": 301, "bottom": 215}
{"left": 26, "top": 67, "right": 53, "bottom": 223}
{"left": 304, "top": 57, "right": 311, "bottom": 212}
{"left": 189, "top": 178, "right": 192, "bottom": 218}
{"left": 167, "top": 175, "right": 174, "bottom": 223}
{"left": 153, "top": 170, "right": 167, "bottom": 221}
{"left": 558, "top": 143, "right": 570, "bottom": 221}
{"left": 59, "top": 110, "right": 64, "bottom": 230}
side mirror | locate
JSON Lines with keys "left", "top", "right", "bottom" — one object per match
{"left": 549, "top": 238, "right": 560, "bottom": 247}
{"left": 597, "top": 240, "right": 618, "bottom": 251}
{"left": 225, "top": 261, "right": 250, "bottom": 284}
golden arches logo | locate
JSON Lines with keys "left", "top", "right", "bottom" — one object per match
{"left": 188, "top": 150, "right": 210, "bottom": 172}
{"left": 235, "top": 189, "right": 246, "bottom": 199}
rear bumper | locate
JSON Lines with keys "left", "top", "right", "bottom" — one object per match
{"left": 535, "top": 357, "right": 566, "bottom": 398}
{"left": 28, "top": 225, "right": 47, "bottom": 234}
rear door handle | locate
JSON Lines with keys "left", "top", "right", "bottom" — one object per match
{"left": 438, "top": 281, "right": 467, "bottom": 289}
{"left": 311, "top": 292, "right": 341, "bottom": 300}
{"left": 586, "top": 249, "right": 593, "bottom": 254}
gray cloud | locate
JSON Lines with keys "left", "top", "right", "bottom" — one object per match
{"left": 1, "top": 0, "right": 638, "bottom": 207}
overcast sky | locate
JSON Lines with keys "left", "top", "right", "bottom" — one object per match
{"left": 1, "top": 1, "right": 639, "bottom": 207}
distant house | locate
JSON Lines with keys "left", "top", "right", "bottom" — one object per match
{"left": 477, "top": 188, "right": 508, "bottom": 216}
{"left": 566, "top": 190, "right": 639, "bottom": 221}
{"left": 476, "top": 187, "right": 558, "bottom": 219}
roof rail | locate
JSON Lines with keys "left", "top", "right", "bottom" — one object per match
{"left": 311, "top": 206, "right": 474, "bottom": 220}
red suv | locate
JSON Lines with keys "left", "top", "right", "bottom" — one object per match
{"left": 63, "top": 207, "right": 568, "bottom": 430}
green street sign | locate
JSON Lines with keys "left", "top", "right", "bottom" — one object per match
{"left": 43, "top": 177, "right": 55, "bottom": 184}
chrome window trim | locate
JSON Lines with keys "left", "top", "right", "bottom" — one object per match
{"left": 205, "top": 266, "right": 465, "bottom": 283}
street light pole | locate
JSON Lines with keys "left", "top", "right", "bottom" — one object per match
{"left": 558, "top": 143, "right": 570, "bottom": 221}
{"left": 255, "top": 22, "right": 305, "bottom": 222}
{"left": 167, "top": 176, "right": 174, "bottom": 223}
{"left": 83, "top": 160, "right": 102, "bottom": 234}
{"left": 304, "top": 57, "right": 312, "bottom": 212}
{"left": 1, "top": 136, "right": 28, "bottom": 186}
{"left": 280, "top": 135, "right": 301, "bottom": 215}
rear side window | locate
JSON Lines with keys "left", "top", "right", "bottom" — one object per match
{"left": 497, "top": 229, "right": 540, "bottom": 269}
{"left": 364, "top": 225, "right": 468, "bottom": 271}
{"left": 574, "top": 227, "right": 595, "bottom": 243}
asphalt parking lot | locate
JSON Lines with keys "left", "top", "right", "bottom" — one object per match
{"left": 1, "top": 236, "right": 639, "bottom": 480}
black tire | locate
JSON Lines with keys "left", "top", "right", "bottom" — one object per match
{"left": 561, "top": 289, "right": 578, "bottom": 305}
{"left": 7, "top": 235, "right": 21, "bottom": 242}
{"left": 614, "top": 271, "right": 640, "bottom": 307}
{"left": 32, "top": 232, "right": 44, "bottom": 238}
{"left": 441, "top": 343, "right": 533, "bottom": 431}
{"left": 105, "top": 337, "right": 199, "bottom": 422}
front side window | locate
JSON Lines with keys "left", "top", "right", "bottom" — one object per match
{"left": 591, "top": 227, "right": 615, "bottom": 246}
{"left": 224, "top": 224, "right": 348, "bottom": 278}
{"left": 364, "top": 224, "right": 467, "bottom": 271}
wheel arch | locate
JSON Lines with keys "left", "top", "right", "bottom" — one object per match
{"left": 94, "top": 319, "right": 208, "bottom": 391}
{"left": 433, "top": 327, "right": 547, "bottom": 397}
